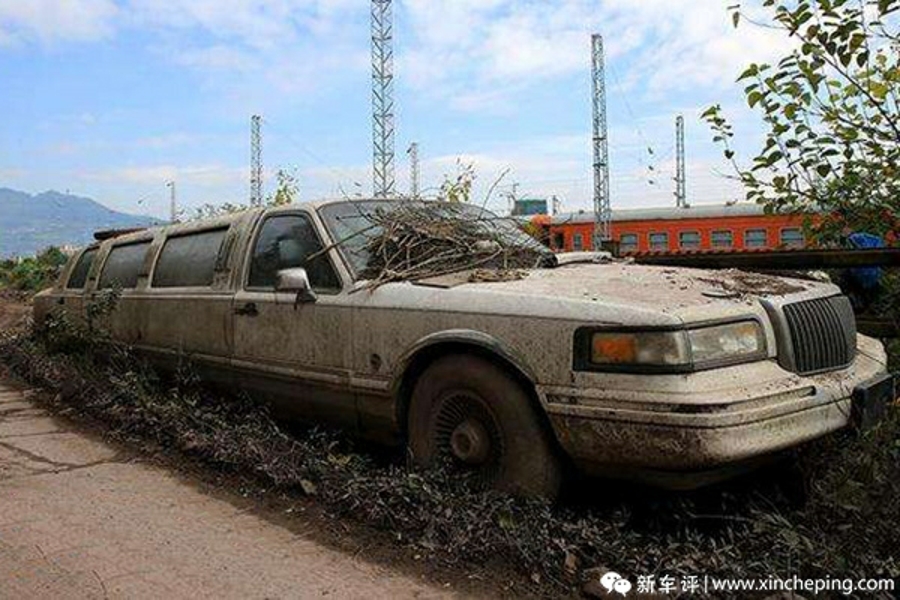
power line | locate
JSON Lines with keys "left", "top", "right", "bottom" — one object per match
{"left": 371, "top": 0, "right": 396, "bottom": 198}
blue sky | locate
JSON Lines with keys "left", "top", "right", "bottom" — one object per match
{"left": 0, "top": 1, "right": 794, "bottom": 219}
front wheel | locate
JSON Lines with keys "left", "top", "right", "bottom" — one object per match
{"left": 407, "top": 355, "right": 562, "bottom": 499}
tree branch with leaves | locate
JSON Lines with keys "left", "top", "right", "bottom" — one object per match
{"left": 704, "top": 0, "right": 900, "bottom": 245}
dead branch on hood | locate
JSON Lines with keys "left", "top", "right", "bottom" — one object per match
{"left": 355, "top": 203, "right": 548, "bottom": 289}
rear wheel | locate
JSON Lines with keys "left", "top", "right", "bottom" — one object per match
{"left": 407, "top": 354, "right": 562, "bottom": 499}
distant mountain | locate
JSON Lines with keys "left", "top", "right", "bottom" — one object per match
{"left": 0, "top": 188, "right": 161, "bottom": 257}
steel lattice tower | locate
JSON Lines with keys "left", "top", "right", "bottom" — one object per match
{"left": 167, "top": 180, "right": 177, "bottom": 223}
{"left": 675, "top": 115, "right": 687, "bottom": 208}
{"left": 371, "top": 0, "right": 396, "bottom": 198}
{"left": 250, "top": 115, "right": 263, "bottom": 206}
{"left": 591, "top": 34, "right": 611, "bottom": 248}
{"left": 407, "top": 142, "right": 419, "bottom": 199}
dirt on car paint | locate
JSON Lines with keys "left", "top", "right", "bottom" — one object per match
{"left": 697, "top": 269, "right": 808, "bottom": 297}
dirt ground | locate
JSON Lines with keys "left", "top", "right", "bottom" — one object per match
{"left": 0, "top": 378, "right": 476, "bottom": 599}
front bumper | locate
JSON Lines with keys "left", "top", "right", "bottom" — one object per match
{"left": 542, "top": 349, "right": 893, "bottom": 488}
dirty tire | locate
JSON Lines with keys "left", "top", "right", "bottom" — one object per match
{"left": 408, "top": 355, "right": 562, "bottom": 499}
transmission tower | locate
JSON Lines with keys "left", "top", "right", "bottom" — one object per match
{"left": 250, "top": 115, "right": 263, "bottom": 206}
{"left": 371, "top": 0, "right": 396, "bottom": 198}
{"left": 167, "top": 180, "right": 177, "bottom": 223}
{"left": 675, "top": 115, "right": 687, "bottom": 208}
{"left": 591, "top": 34, "right": 611, "bottom": 249}
{"left": 407, "top": 142, "right": 420, "bottom": 199}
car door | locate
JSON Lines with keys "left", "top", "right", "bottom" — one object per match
{"left": 231, "top": 209, "right": 356, "bottom": 429}
{"left": 136, "top": 225, "right": 236, "bottom": 383}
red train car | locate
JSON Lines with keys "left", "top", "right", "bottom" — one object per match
{"left": 535, "top": 204, "right": 809, "bottom": 254}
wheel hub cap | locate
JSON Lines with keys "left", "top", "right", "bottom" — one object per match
{"left": 449, "top": 419, "right": 490, "bottom": 465}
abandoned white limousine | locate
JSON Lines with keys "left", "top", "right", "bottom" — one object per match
{"left": 35, "top": 199, "right": 894, "bottom": 498}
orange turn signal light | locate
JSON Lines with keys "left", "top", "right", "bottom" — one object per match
{"left": 591, "top": 333, "right": 637, "bottom": 364}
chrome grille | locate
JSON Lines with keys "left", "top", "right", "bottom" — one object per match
{"left": 782, "top": 295, "right": 856, "bottom": 375}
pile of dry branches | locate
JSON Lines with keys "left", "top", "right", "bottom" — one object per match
{"left": 356, "top": 203, "right": 547, "bottom": 287}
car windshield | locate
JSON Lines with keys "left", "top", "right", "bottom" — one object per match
{"left": 318, "top": 200, "right": 555, "bottom": 279}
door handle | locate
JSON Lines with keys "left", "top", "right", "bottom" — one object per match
{"left": 234, "top": 302, "right": 259, "bottom": 317}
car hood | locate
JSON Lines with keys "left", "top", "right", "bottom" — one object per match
{"left": 408, "top": 262, "right": 836, "bottom": 321}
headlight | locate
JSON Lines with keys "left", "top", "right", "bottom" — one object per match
{"left": 576, "top": 320, "right": 766, "bottom": 372}
{"left": 589, "top": 331, "right": 690, "bottom": 367}
{"left": 687, "top": 321, "right": 765, "bottom": 365}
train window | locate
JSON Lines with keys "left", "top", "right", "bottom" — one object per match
{"left": 152, "top": 228, "right": 228, "bottom": 288}
{"left": 99, "top": 241, "right": 151, "bottom": 289}
{"left": 780, "top": 228, "right": 804, "bottom": 248}
{"left": 649, "top": 232, "right": 668, "bottom": 251}
{"left": 711, "top": 230, "right": 733, "bottom": 248}
{"left": 679, "top": 231, "right": 701, "bottom": 249}
{"left": 745, "top": 229, "right": 768, "bottom": 248}
{"left": 619, "top": 233, "right": 638, "bottom": 253}
{"left": 552, "top": 232, "right": 565, "bottom": 251}
{"left": 573, "top": 233, "right": 584, "bottom": 251}
{"left": 66, "top": 248, "right": 97, "bottom": 289}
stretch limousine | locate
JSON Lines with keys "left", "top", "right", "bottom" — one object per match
{"left": 35, "top": 199, "right": 894, "bottom": 498}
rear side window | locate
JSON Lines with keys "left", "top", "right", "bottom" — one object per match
{"left": 152, "top": 228, "right": 227, "bottom": 288}
{"left": 99, "top": 242, "right": 150, "bottom": 289}
{"left": 66, "top": 248, "right": 97, "bottom": 289}
{"left": 248, "top": 214, "right": 340, "bottom": 291}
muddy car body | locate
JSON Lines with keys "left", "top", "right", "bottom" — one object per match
{"left": 35, "top": 199, "right": 894, "bottom": 497}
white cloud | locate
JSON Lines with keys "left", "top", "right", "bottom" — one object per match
{"left": 0, "top": 0, "right": 118, "bottom": 45}
{"left": 400, "top": 0, "right": 793, "bottom": 109}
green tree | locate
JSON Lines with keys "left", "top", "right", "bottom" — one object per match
{"left": 438, "top": 160, "right": 476, "bottom": 203}
{"left": 704, "top": 0, "right": 900, "bottom": 245}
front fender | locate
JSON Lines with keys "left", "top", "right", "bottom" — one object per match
{"left": 389, "top": 329, "right": 539, "bottom": 398}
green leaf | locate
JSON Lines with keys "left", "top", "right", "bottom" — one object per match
{"left": 817, "top": 164, "right": 831, "bottom": 177}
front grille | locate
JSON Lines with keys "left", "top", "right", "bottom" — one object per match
{"left": 782, "top": 295, "right": 856, "bottom": 374}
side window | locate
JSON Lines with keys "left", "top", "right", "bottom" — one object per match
{"left": 66, "top": 248, "right": 97, "bottom": 289}
{"left": 619, "top": 233, "right": 638, "bottom": 253}
{"left": 780, "top": 228, "right": 804, "bottom": 248}
{"left": 711, "top": 230, "right": 733, "bottom": 248}
{"left": 745, "top": 229, "right": 768, "bottom": 248}
{"left": 679, "top": 231, "right": 701, "bottom": 249}
{"left": 573, "top": 233, "right": 584, "bottom": 251}
{"left": 153, "top": 228, "right": 227, "bottom": 288}
{"left": 649, "top": 232, "right": 669, "bottom": 251}
{"left": 99, "top": 241, "right": 151, "bottom": 289}
{"left": 249, "top": 214, "right": 340, "bottom": 291}
{"left": 552, "top": 232, "right": 564, "bottom": 251}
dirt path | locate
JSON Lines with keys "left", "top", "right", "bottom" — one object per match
{"left": 0, "top": 380, "right": 462, "bottom": 600}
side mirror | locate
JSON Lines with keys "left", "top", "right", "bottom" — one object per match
{"left": 276, "top": 267, "right": 317, "bottom": 304}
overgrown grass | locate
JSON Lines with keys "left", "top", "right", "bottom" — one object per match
{"left": 0, "top": 247, "right": 68, "bottom": 291}
{"left": 0, "top": 314, "right": 897, "bottom": 596}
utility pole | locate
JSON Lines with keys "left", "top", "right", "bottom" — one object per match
{"left": 407, "top": 142, "right": 420, "bottom": 199}
{"left": 675, "top": 114, "right": 687, "bottom": 208}
{"left": 371, "top": 0, "right": 396, "bottom": 198}
{"left": 167, "top": 180, "right": 177, "bottom": 223}
{"left": 250, "top": 115, "right": 263, "bottom": 206}
{"left": 591, "top": 34, "right": 611, "bottom": 250}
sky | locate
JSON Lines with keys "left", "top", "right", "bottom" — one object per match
{"left": 0, "top": 0, "right": 796, "bottom": 219}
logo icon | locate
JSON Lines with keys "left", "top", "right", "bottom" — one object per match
{"left": 601, "top": 571, "right": 632, "bottom": 597}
